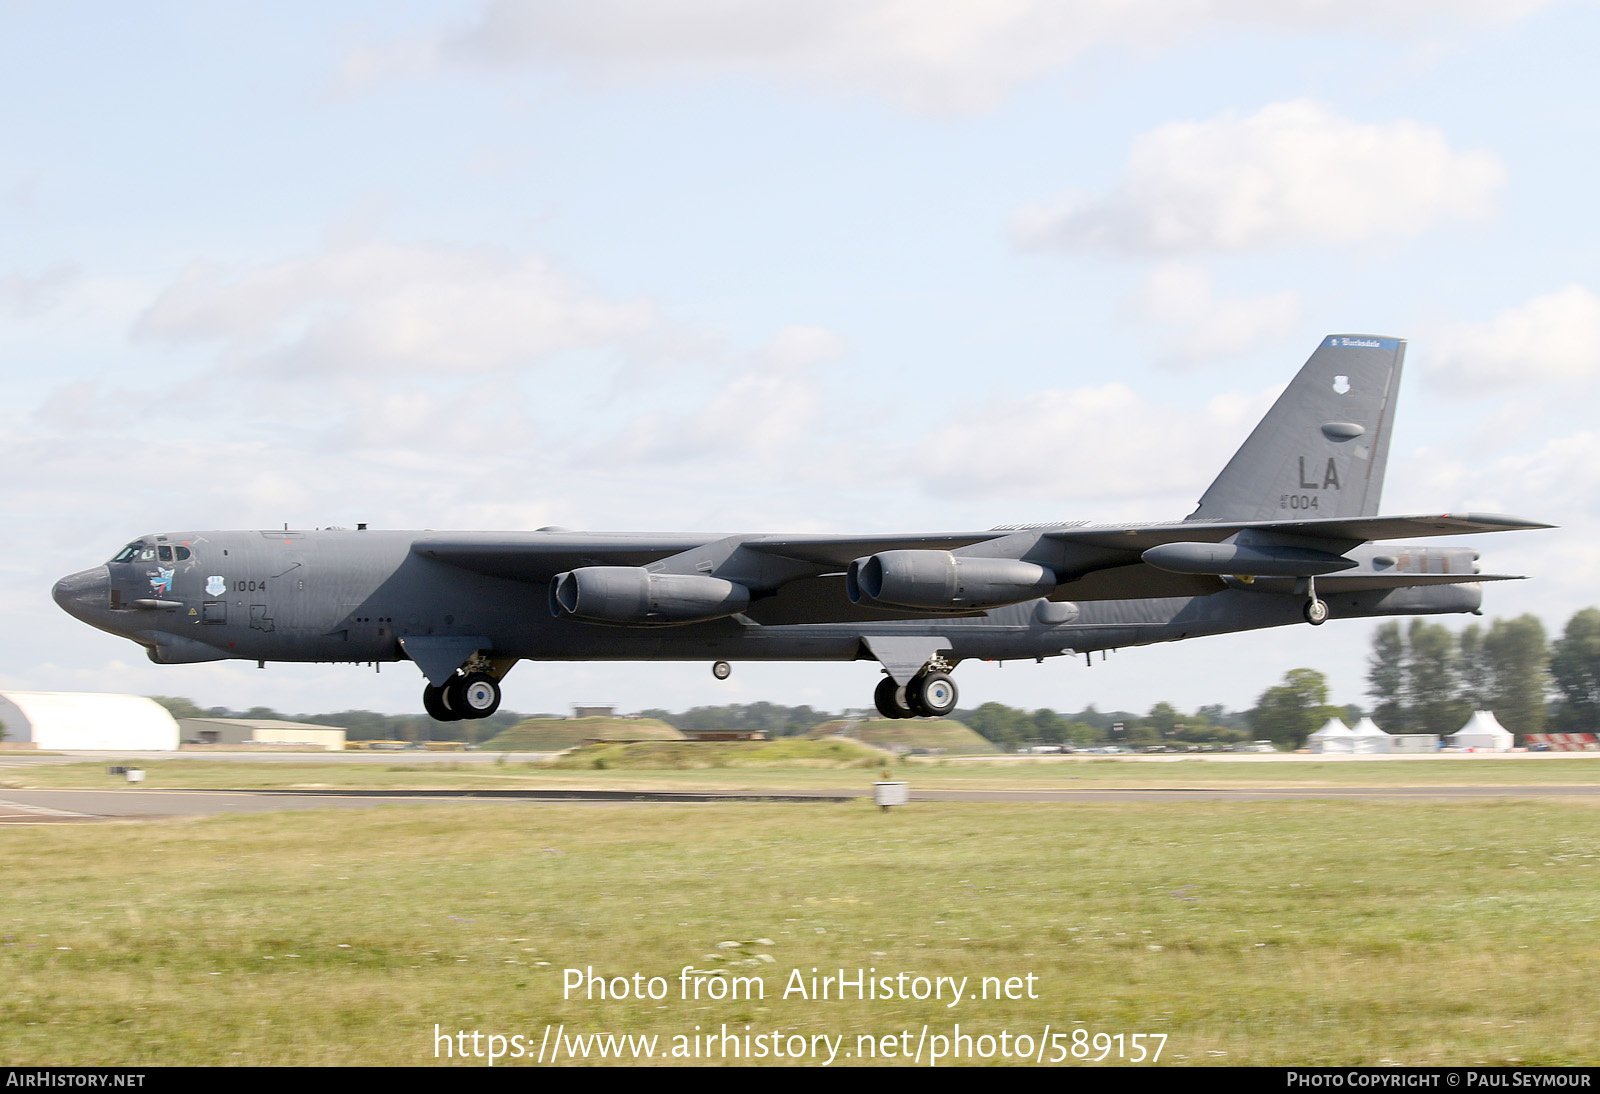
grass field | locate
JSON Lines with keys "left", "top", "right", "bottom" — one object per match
{"left": 6, "top": 754, "right": 1600, "bottom": 793}
{"left": 3, "top": 795, "right": 1600, "bottom": 1066}
{"left": 541, "top": 738, "right": 889, "bottom": 769}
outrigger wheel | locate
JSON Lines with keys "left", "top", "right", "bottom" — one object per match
{"left": 1301, "top": 575, "right": 1330, "bottom": 626}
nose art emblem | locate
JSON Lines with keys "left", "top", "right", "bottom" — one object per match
{"left": 206, "top": 576, "right": 226, "bottom": 596}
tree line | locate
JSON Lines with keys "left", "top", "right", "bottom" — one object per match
{"left": 146, "top": 606, "right": 1600, "bottom": 750}
{"left": 1366, "top": 608, "right": 1600, "bottom": 738}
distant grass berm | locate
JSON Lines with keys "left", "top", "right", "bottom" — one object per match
{"left": 479, "top": 716, "right": 682, "bottom": 752}
{"left": 808, "top": 717, "right": 998, "bottom": 754}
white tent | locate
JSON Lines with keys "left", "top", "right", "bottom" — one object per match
{"left": 0, "top": 692, "right": 179, "bottom": 750}
{"left": 1348, "top": 717, "right": 1393, "bottom": 754}
{"left": 1448, "top": 710, "right": 1515, "bottom": 752}
{"left": 1309, "top": 717, "right": 1355, "bottom": 754}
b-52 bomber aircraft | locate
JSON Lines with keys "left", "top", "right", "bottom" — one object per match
{"left": 55, "top": 335, "right": 1549, "bottom": 722}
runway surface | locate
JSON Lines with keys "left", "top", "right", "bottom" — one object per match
{"left": 2, "top": 782, "right": 1599, "bottom": 822}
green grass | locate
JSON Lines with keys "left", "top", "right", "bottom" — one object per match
{"left": 3, "top": 799, "right": 1600, "bottom": 1065}
{"left": 542, "top": 738, "right": 889, "bottom": 770}
{"left": 5, "top": 754, "right": 1600, "bottom": 793}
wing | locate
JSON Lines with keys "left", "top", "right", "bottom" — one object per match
{"left": 412, "top": 514, "right": 1549, "bottom": 625}
{"left": 1036, "top": 512, "right": 1553, "bottom": 552}
{"left": 1024, "top": 512, "right": 1552, "bottom": 602}
{"left": 411, "top": 532, "right": 727, "bottom": 581}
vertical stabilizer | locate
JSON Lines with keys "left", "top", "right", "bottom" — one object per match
{"left": 1186, "top": 335, "right": 1405, "bottom": 523}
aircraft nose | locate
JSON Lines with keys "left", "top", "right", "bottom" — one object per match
{"left": 52, "top": 566, "right": 110, "bottom": 621}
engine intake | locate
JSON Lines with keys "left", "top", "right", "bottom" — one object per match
{"left": 846, "top": 550, "right": 1055, "bottom": 611}
{"left": 549, "top": 567, "right": 750, "bottom": 626}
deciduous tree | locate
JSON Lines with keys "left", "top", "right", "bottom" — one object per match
{"left": 1551, "top": 608, "right": 1600, "bottom": 732}
{"left": 1250, "top": 668, "right": 1340, "bottom": 749}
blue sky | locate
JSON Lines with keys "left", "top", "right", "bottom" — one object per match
{"left": 5, "top": 1, "right": 1596, "bottom": 719}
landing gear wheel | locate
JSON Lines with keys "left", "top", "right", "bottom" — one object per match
{"left": 1303, "top": 597, "right": 1329, "bottom": 626}
{"left": 874, "top": 676, "right": 916, "bottom": 720}
{"left": 449, "top": 672, "right": 502, "bottom": 719}
{"left": 906, "top": 673, "right": 958, "bottom": 718}
{"left": 712, "top": 660, "right": 732, "bottom": 680}
{"left": 422, "top": 682, "right": 463, "bottom": 722}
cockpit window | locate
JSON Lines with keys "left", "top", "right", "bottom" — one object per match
{"left": 110, "top": 542, "right": 189, "bottom": 563}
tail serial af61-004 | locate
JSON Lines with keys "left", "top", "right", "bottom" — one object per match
{"left": 54, "top": 335, "right": 1552, "bottom": 722}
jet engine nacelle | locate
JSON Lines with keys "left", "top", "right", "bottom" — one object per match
{"left": 549, "top": 566, "right": 751, "bottom": 626}
{"left": 845, "top": 550, "right": 1055, "bottom": 610}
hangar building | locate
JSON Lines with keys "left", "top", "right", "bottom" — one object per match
{"left": 0, "top": 692, "right": 180, "bottom": 750}
{"left": 178, "top": 718, "right": 346, "bottom": 750}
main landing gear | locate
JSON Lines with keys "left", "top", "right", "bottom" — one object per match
{"left": 874, "top": 670, "right": 959, "bottom": 720}
{"left": 422, "top": 672, "right": 502, "bottom": 722}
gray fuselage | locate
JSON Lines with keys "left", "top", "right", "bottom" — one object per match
{"left": 52, "top": 528, "right": 1481, "bottom": 672}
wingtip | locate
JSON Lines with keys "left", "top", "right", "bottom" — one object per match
{"left": 1449, "top": 512, "right": 1558, "bottom": 531}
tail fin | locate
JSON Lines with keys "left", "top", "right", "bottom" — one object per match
{"left": 1186, "top": 335, "right": 1405, "bottom": 523}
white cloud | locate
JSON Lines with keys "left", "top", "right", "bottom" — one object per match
{"left": 1015, "top": 101, "right": 1505, "bottom": 253}
{"left": 343, "top": 1, "right": 1553, "bottom": 113}
{"left": 0, "top": 265, "right": 80, "bottom": 320}
{"left": 1132, "top": 261, "right": 1301, "bottom": 364}
{"left": 135, "top": 241, "right": 664, "bottom": 377}
{"left": 594, "top": 324, "right": 845, "bottom": 465}
{"left": 910, "top": 380, "right": 1277, "bottom": 512}
{"left": 1426, "top": 285, "right": 1600, "bottom": 394}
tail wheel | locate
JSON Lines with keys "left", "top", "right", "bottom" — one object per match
{"left": 449, "top": 672, "right": 502, "bottom": 719}
{"left": 873, "top": 676, "right": 916, "bottom": 720}
{"left": 422, "top": 682, "right": 463, "bottom": 722}
{"left": 1304, "top": 597, "right": 1330, "bottom": 626}
{"left": 907, "top": 673, "right": 958, "bottom": 718}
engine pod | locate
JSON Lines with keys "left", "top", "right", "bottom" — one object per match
{"left": 846, "top": 550, "right": 1055, "bottom": 610}
{"left": 551, "top": 567, "right": 750, "bottom": 625}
